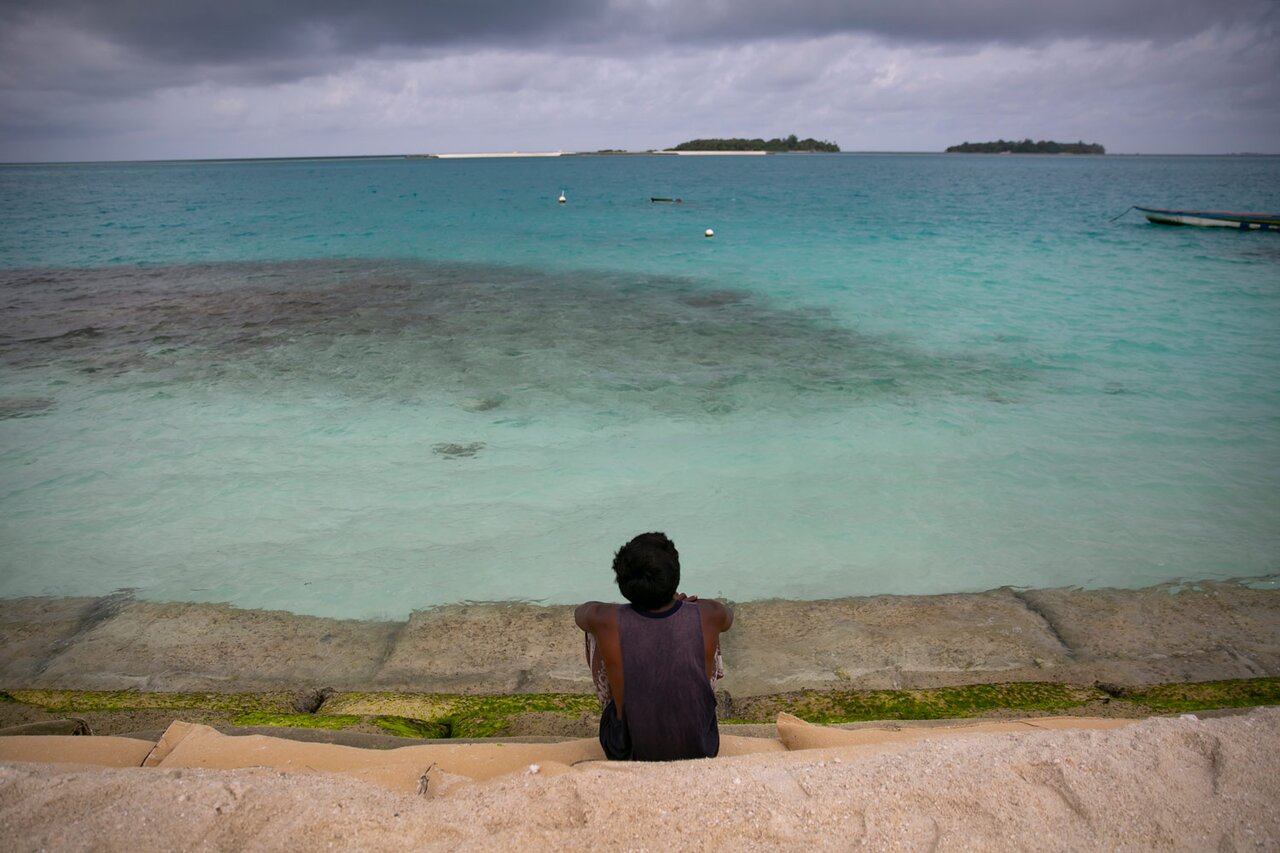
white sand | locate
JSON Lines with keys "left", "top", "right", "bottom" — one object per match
{"left": 2, "top": 709, "right": 1277, "bottom": 851}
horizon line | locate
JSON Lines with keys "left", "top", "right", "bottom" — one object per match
{"left": 3, "top": 150, "right": 1278, "bottom": 167}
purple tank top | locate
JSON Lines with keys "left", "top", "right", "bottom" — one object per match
{"left": 615, "top": 601, "right": 719, "bottom": 761}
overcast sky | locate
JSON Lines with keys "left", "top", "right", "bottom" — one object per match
{"left": 1, "top": 0, "right": 1277, "bottom": 161}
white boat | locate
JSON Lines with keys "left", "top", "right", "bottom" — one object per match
{"left": 1136, "top": 207, "right": 1280, "bottom": 230}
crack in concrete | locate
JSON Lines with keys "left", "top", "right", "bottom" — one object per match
{"left": 31, "top": 589, "right": 136, "bottom": 678}
{"left": 292, "top": 688, "right": 336, "bottom": 714}
{"left": 370, "top": 618, "right": 410, "bottom": 685}
{"left": 1009, "top": 590, "right": 1076, "bottom": 659}
{"left": 1209, "top": 736, "right": 1225, "bottom": 796}
{"left": 1218, "top": 644, "right": 1265, "bottom": 677}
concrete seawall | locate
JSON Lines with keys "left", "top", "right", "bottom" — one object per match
{"left": 2, "top": 581, "right": 1277, "bottom": 696}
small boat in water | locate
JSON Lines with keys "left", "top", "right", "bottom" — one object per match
{"left": 1135, "top": 207, "right": 1280, "bottom": 230}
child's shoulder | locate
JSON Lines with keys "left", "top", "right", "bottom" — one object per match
{"left": 574, "top": 600, "right": 621, "bottom": 632}
{"left": 694, "top": 598, "right": 734, "bottom": 629}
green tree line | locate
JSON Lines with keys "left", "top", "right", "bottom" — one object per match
{"left": 946, "top": 139, "right": 1105, "bottom": 154}
{"left": 671, "top": 134, "right": 841, "bottom": 152}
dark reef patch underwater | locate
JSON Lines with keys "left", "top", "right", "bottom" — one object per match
{"left": 0, "top": 258, "right": 1023, "bottom": 420}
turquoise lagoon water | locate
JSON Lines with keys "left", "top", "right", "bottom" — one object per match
{"left": 0, "top": 154, "right": 1277, "bottom": 618}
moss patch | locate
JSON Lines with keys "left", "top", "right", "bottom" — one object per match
{"left": 324, "top": 692, "right": 598, "bottom": 739}
{"left": 7, "top": 690, "right": 296, "bottom": 714}
{"left": 2, "top": 679, "right": 1274, "bottom": 737}
{"left": 1123, "top": 678, "right": 1280, "bottom": 713}
{"left": 448, "top": 694, "right": 599, "bottom": 739}
{"left": 372, "top": 716, "right": 452, "bottom": 739}
{"left": 732, "top": 682, "right": 1103, "bottom": 725}
{"left": 320, "top": 692, "right": 460, "bottom": 718}
{"left": 230, "top": 712, "right": 364, "bottom": 730}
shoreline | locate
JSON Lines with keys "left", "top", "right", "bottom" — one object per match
{"left": 3, "top": 579, "right": 1277, "bottom": 697}
{"left": 4, "top": 582, "right": 1278, "bottom": 849}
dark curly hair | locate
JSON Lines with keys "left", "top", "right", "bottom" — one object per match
{"left": 612, "top": 532, "right": 680, "bottom": 610}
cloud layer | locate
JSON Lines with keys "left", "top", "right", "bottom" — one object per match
{"left": 1, "top": 0, "right": 1277, "bottom": 159}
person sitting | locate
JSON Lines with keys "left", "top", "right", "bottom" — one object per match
{"left": 574, "top": 532, "right": 734, "bottom": 761}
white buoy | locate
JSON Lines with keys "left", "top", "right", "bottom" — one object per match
{"left": 705, "top": 228, "right": 714, "bottom": 238}
{"left": 558, "top": 190, "right": 566, "bottom": 204}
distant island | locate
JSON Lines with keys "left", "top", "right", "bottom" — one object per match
{"left": 946, "top": 139, "right": 1105, "bottom": 155}
{"left": 671, "top": 134, "right": 840, "bottom": 152}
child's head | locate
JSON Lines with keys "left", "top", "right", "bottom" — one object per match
{"left": 612, "top": 532, "right": 680, "bottom": 609}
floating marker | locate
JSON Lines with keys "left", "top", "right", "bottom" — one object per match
{"left": 558, "top": 190, "right": 566, "bottom": 204}
{"left": 705, "top": 228, "right": 714, "bottom": 238}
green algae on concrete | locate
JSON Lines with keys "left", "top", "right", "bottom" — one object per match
{"left": 731, "top": 682, "right": 1106, "bottom": 725}
{"left": 230, "top": 712, "right": 365, "bottom": 730}
{"left": 444, "top": 694, "right": 596, "bottom": 738}
{"left": 323, "top": 692, "right": 599, "bottom": 738}
{"left": 4, "top": 680, "right": 1276, "bottom": 737}
{"left": 319, "top": 692, "right": 460, "bottom": 719}
{"left": 6, "top": 690, "right": 298, "bottom": 714}
{"left": 1, "top": 689, "right": 598, "bottom": 739}
{"left": 1121, "top": 678, "right": 1280, "bottom": 713}
{"left": 372, "top": 716, "right": 452, "bottom": 739}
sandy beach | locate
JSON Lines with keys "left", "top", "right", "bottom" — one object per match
{"left": 1, "top": 710, "right": 1277, "bottom": 850}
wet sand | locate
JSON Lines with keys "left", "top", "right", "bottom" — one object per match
{"left": 2, "top": 581, "right": 1277, "bottom": 695}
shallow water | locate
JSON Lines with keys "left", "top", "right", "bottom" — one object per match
{"left": 1, "top": 155, "right": 1277, "bottom": 617}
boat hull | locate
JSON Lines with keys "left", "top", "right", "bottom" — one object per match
{"left": 1136, "top": 207, "right": 1280, "bottom": 230}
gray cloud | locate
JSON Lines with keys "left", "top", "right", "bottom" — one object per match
{"left": 625, "top": 0, "right": 1273, "bottom": 46}
{"left": 4, "top": 0, "right": 1272, "bottom": 68}
{"left": 0, "top": 0, "right": 1276, "bottom": 160}
{"left": 2, "top": 0, "right": 1271, "bottom": 102}
{"left": 1, "top": 0, "right": 600, "bottom": 65}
